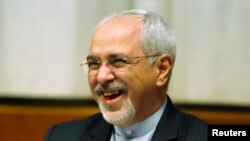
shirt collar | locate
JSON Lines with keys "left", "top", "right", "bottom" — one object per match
{"left": 114, "top": 97, "right": 167, "bottom": 138}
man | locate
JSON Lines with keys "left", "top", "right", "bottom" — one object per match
{"left": 45, "top": 10, "right": 207, "bottom": 141}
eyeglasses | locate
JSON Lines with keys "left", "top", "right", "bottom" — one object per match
{"left": 80, "top": 53, "right": 161, "bottom": 76}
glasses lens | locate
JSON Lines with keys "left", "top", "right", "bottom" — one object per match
{"left": 81, "top": 64, "right": 99, "bottom": 76}
{"left": 81, "top": 63, "right": 89, "bottom": 75}
{"left": 81, "top": 55, "right": 159, "bottom": 76}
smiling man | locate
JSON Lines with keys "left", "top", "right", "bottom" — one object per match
{"left": 45, "top": 10, "right": 208, "bottom": 141}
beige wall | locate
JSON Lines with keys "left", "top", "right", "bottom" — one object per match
{"left": 0, "top": 0, "right": 249, "bottom": 106}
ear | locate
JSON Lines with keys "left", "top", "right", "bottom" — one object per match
{"left": 155, "top": 54, "right": 173, "bottom": 87}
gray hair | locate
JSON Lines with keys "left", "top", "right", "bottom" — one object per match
{"left": 96, "top": 9, "right": 176, "bottom": 64}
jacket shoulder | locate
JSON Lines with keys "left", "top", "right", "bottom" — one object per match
{"left": 177, "top": 110, "right": 208, "bottom": 141}
{"left": 44, "top": 113, "right": 105, "bottom": 141}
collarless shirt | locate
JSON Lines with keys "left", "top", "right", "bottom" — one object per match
{"left": 110, "top": 97, "right": 167, "bottom": 141}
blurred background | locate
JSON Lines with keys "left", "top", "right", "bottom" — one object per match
{"left": 0, "top": 0, "right": 249, "bottom": 141}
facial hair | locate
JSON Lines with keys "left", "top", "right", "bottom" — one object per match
{"left": 95, "top": 80, "right": 136, "bottom": 126}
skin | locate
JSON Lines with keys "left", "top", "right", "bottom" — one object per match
{"left": 88, "top": 15, "right": 173, "bottom": 128}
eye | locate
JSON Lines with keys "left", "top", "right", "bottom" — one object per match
{"left": 86, "top": 60, "right": 101, "bottom": 70}
{"left": 109, "top": 57, "right": 128, "bottom": 68}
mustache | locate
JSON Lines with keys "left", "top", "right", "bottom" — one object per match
{"left": 94, "top": 80, "right": 128, "bottom": 94}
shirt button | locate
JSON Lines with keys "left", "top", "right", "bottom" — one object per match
{"left": 126, "top": 130, "right": 132, "bottom": 135}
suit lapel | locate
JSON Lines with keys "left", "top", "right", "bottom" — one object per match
{"left": 151, "top": 96, "right": 181, "bottom": 141}
{"left": 87, "top": 96, "right": 181, "bottom": 141}
{"left": 90, "top": 119, "right": 113, "bottom": 141}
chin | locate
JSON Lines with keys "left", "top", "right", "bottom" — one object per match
{"left": 97, "top": 96, "right": 136, "bottom": 126}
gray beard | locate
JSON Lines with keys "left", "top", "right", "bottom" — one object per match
{"left": 97, "top": 95, "right": 136, "bottom": 126}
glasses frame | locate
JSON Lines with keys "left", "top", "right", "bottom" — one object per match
{"left": 80, "top": 54, "right": 161, "bottom": 76}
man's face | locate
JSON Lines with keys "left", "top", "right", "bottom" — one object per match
{"left": 88, "top": 16, "right": 159, "bottom": 127}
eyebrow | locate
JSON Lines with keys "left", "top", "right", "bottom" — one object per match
{"left": 109, "top": 53, "right": 128, "bottom": 58}
{"left": 86, "top": 53, "right": 129, "bottom": 60}
{"left": 86, "top": 55, "right": 98, "bottom": 60}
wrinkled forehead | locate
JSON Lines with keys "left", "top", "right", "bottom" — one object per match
{"left": 89, "top": 16, "right": 145, "bottom": 58}
{"left": 92, "top": 15, "right": 141, "bottom": 43}
{"left": 96, "top": 15, "right": 141, "bottom": 32}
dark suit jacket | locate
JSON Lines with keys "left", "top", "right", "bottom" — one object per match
{"left": 45, "top": 96, "right": 207, "bottom": 141}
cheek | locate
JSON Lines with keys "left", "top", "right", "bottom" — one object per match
{"left": 121, "top": 71, "right": 148, "bottom": 96}
{"left": 88, "top": 76, "right": 98, "bottom": 96}
{"left": 88, "top": 78, "right": 98, "bottom": 102}
{"left": 88, "top": 76, "right": 96, "bottom": 88}
{"left": 125, "top": 66, "right": 157, "bottom": 99}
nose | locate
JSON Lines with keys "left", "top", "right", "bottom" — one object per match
{"left": 96, "top": 64, "right": 115, "bottom": 84}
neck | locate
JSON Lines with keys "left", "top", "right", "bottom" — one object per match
{"left": 117, "top": 94, "right": 166, "bottom": 128}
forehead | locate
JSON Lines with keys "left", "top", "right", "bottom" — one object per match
{"left": 89, "top": 16, "right": 145, "bottom": 57}
{"left": 96, "top": 15, "right": 140, "bottom": 34}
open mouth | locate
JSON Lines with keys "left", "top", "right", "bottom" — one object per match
{"left": 94, "top": 81, "right": 128, "bottom": 104}
{"left": 102, "top": 89, "right": 124, "bottom": 100}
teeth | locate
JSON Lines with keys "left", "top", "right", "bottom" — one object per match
{"left": 103, "top": 90, "right": 119, "bottom": 96}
